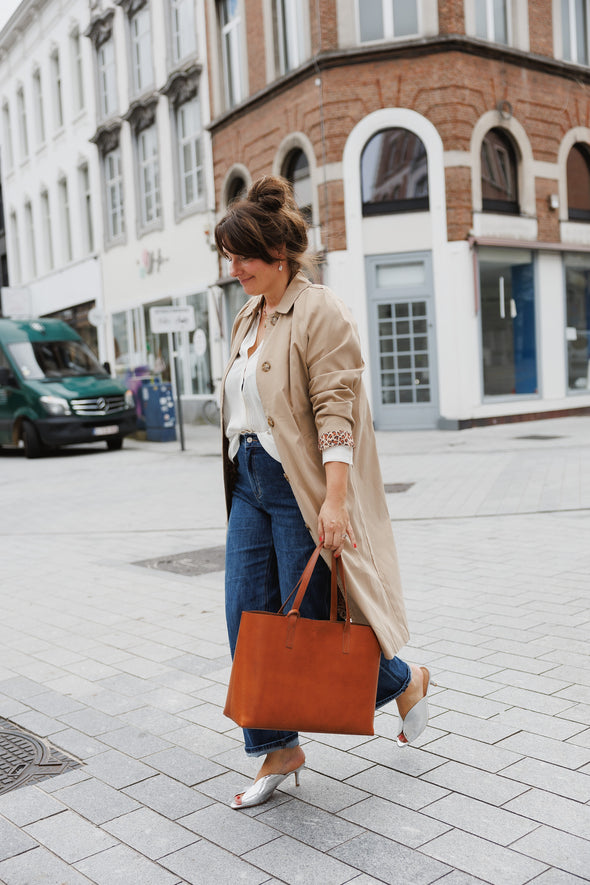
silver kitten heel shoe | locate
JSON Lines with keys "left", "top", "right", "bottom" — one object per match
{"left": 397, "top": 666, "right": 431, "bottom": 747}
{"left": 231, "top": 763, "right": 305, "bottom": 809}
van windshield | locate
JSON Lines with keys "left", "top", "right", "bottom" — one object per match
{"left": 8, "top": 340, "right": 108, "bottom": 380}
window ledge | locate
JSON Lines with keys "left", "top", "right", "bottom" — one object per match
{"left": 473, "top": 212, "right": 538, "bottom": 241}
{"left": 560, "top": 220, "right": 590, "bottom": 247}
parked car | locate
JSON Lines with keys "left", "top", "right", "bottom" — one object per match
{"left": 0, "top": 318, "right": 137, "bottom": 458}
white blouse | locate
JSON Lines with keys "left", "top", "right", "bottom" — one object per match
{"left": 225, "top": 316, "right": 353, "bottom": 466}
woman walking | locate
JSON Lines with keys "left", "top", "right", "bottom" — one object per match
{"left": 216, "top": 175, "right": 430, "bottom": 809}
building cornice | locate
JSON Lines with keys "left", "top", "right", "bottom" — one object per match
{"left": 208, "top": 34, "right": 590, "bottom": 135}
{"left": 84, "top": 8, "right": 115, "bottom": 48}
{"left": 123, "top": 93, "right": 159, "bottom": 132}
{"left": 160, "top": 62, "right": 202, "bottom": 107}
{"left": 90, "top": 118, "right": 123, "bottom": 153}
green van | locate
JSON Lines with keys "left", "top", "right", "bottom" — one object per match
{"left": 0, "top": 318, "right": 137, "bottom": 458}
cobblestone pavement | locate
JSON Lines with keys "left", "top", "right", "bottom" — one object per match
{"left": 0, "top": 415, "right": 589, "bottom": 885}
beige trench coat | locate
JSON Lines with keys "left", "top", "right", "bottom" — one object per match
{"left": 221, "top": 271, "right": 410, "bottom": 659}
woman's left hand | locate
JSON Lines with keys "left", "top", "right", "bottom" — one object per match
{"left": 318, "top": 499, "right": 357, "bottom": 558}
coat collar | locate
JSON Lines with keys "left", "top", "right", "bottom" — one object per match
{"left": 240, "top": 270, "right": 311, "bottom": 318}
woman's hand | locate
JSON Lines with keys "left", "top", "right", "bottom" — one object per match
{"left": 318, "top": 461, "right": 357, "bottom": 557}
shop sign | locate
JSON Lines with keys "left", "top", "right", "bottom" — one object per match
{"left": 149, "top": 306, "right": 196, "bottom": 333}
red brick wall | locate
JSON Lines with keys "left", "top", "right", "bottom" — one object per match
{"left": 212, "top": 47, "right": 589, "bottom": 247}
{"left": 438, "top": 0, "right": 466, "bottom": 34}
{"left": 528, "top": 0, "right": 554, "bottom": 57}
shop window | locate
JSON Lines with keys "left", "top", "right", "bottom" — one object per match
{"left": 562, "top": 0, "right": 590, "bottom": 65}
{"left": 218, "top": 0, "right": 244, "bottom": 108}
{"left": 187, "top": 292, "right": 212, "bottom": 394}
{"left": 282, "top": 149, "right": 312, "bottom": 223}
{"left": 361, "top": 128, "right": 429, "bottom": 216}
{"left": 565, "top": 256, "right": 590, "bottom": 392}
{"left": 481, "top": 128, "right": 519, "bottom": 214}
{"left": 478, "top": 248, "right": 537, "bottom": 397}
{"left": 567, "top": 143, "right": 590, "bottom": 221}
{"left": 358, "top": 0, "right": 418, "bottom": 43}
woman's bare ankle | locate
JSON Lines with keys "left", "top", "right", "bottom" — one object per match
{"left": 256, "top": 746, "right": 305, "bottom": 781}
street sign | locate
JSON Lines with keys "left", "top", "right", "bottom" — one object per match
{"left": 149, "top": 306, "right": 196, "bottom": 333}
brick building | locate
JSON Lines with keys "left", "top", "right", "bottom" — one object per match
{"left": 205, "top": 0, "right": 590, "bottom": 429}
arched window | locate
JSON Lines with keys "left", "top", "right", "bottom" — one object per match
{"left": 361, "top": 128, "right": 429, "bottom": 216}
{"left": 226, "top": 175, "right": 247, "bottom": 205}
{"left": 282, "top": 148, "right": 312, "bottom": 222}
{"left": 481, "top": 128, "right": 519, "bottom": 213}
{"left": 567, "top": 143, "right": 590, "bottom": 222}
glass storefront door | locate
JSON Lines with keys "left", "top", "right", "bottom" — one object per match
{"left": 564, "top": 255, "right": 590, "bottom": 392}
{"left": 478, "top": 248, "right": 537, "bottom": 397}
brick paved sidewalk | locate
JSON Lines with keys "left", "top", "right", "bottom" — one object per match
{"left": 0, "top": 416, "right": 589, "bottom": 884}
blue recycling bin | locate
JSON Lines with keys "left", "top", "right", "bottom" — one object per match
{"left": 140, "top": 379, "right": 177, "bottom": 442}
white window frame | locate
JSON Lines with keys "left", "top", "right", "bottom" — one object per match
{"left": 24, "top": 200, "right": 37, "bottom": 278}
{"left": 170, "top": 0, "right": 197, "bottom": 63}
{"left": 561, "top": 0, "right": 590, "bottom": 64}
{"left": 79, "top": 162, "right": 94, "bottom": 254}
{"left": 70, "top": 27, "right": 85, "bottom": 113}
{"left": 176, "top": 96, "right": 204, "bottom": 210}
{"left": 357, "top": 0, "right": 420, "bottom": 43}
{"left": 130, "top": 6, "right": 154, "bottom": 95}
{"left": 275, "top": 0, "right": 306, "bottom": 74}
{"left": 16, "top": 86, "right": 29, "bottom": 158}
{"left": 9, "top": 210, "right": 22, "bottom": 284}
{"left": 137, "top": 124, "right": 161, "bottom": 227}
{"left": 474, "top": 0, "right": 511, "bottom": 44}
{"left": 50, "top": 49, "right": 64, "bottom": 130}
{"left": 58, "top": 177, "right": 73, "bottom": 263}
{"left": 104, "top": 147, "right": 125, "bottom": 241}
{"left": 32, "top": 68, "right": 46, "bottom": 147}
{"left": 2, "top": 101, "right": 15, "bottom": 171}
{"left": 97, "top": 38, "right": 118, "bottom": 119}
{"left": 219, "top": 0, "right": 244, "bottom": 108}
{"left": 40, "top": 189, "right": 54, "bottom": 271}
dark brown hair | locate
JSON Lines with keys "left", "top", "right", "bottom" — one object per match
{"left": 215, "top": 175, "right": 312, "bottom": 276}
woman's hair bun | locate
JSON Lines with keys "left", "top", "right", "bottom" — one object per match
{"left": 247, "top": 176, "right": 291, "bottom": 213}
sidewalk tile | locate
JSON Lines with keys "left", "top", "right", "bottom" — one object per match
{"left": 0, "top": 818, "right": 38, "bottom": 861}
{"left": 76, "top": 843, "right": 181, "bottom": 885}
{"left": 143, "top": 747, "right": 227, "bottom": 785}
{"left": 0, "top": 846, "right": 94, "bottom": 885}
{"left": 102, "top": 807, "right": 197, "bottom": 859}
{"left": 505, "top": 788, "right": 590, "bottom": 839}
{"left": 496, "top": 731, "right": 590, "bottom": 769}
{"left": 123, "top": 774, "right": 214, "bottom": 819}
{"left": 422, "top": 793, "right": 537, "bottom": 845}
{"left": 428, "top": 710, "right": 519, "bottom": 743}
{"left": 256, "top": 799, "right": 366, "bottom": 852}
{"left": 499, "top": 757, "right": 590, "bottom": 801}
{"left": 421, "top": 733, "right": 522, "bottom": 772}
{"left": 25, "top": 810, "right": 117, "bottom": 863}
{"left": 338, "top": 795, "right": 450, "bottom": 848}
{"left": 329, "top": 831, "right": 451, "bottom": 884}
{"left": 346, "top": 765, "right": 448, "bottom": 810}
{"left": 512, "top": 826, "right": 590, "bottom": 879}
{"left": 421, "top": 761, "right": 528, "bottom": 805}
{"left": 490, "top": 708, "right": 586, "bottom": 741}
{"left": 241, "top": 833, "right": 365, "bottom": 884}
{"left": 99, "top": 724, "right": 173, "bottom": 757}
{"left": 0, "top": 785, "right": 65, "bottom": 827}
{"left": 420, "top": 829, "right": 547, "bottom": 884}
{"left": 180, "top": 802, "right": 281, "bottom": 854}
{"left": 84, "top": 748, "right": 157, "bottom": 788}
{"left": 351, "top": 738, "right": 445, "bottom": 777}
{"left": 161, "top": 839, "right": 270, "bottom": 885}
{"left": 53, "top": 778, "right": 141, "bottom": 824}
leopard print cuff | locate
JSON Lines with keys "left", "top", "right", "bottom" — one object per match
{"left": 318, "top": 430, "right": 355, "bottom": 451}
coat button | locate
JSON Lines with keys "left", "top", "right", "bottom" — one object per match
{"left": 261, "top": 361, "right": 271, "bottom": 372}
{"left": 270, "top": 314, "right": 279, "bottom": 325}
{"left": 267, "top": 417, "right": 275, "bottom": 427}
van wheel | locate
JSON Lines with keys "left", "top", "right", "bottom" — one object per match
{"left": 106, "top": 436, "right": 123, "bottom": 451}
{"left": 22, "top": 422, "right": 44, "bottom": 459}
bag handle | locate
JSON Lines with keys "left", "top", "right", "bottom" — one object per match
{"left": 282, "top": 543, "right": 352, "bottom": 652}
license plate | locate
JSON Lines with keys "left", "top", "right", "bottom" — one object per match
{"left": 93, "top": 425, "right": 119, "bottom": 437}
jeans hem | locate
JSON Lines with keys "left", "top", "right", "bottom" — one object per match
{"left": 375, "top": 662, "right": 412, "bottom": 709}
{"left": 245, "top": 735, "right": 300, "bottom": 757}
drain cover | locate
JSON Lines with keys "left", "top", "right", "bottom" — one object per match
{"left": 135, "top": 545, "right": 226, "bottom": 576}
{"left": 384, "top": 482, "right": 415, "bottom": 494}
{"left": 0, "top": 719, "right": 81, "bottom": 795}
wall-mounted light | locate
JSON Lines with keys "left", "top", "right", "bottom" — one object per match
{"left": 497, "top": 100, "right": 513, "bottom": 121}
{"left": 548, "top": 194, "right": 559, "bottom": 210}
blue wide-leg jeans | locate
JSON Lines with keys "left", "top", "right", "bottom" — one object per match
{"left": 225, "top": 435, "right": 411, "bottom": 756}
